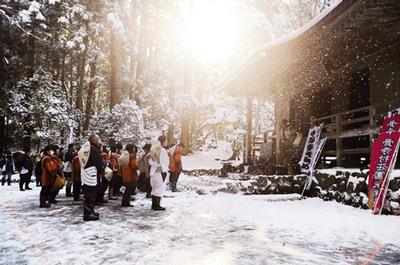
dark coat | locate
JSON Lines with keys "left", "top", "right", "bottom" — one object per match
{"left": 21, "top": 154, "right": 34, "bottom": 174}
{"left": 82, "top": 144, "right": 104, "bottom": 192}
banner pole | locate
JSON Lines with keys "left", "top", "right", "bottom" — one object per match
{"left": 374, "top": 138, "right": 400, "bottom": 215}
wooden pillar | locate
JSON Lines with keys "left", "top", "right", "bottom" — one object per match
{"left": 246, "top": 96, "right": 253, "bottom": 164}
{"left": 369, "top": 106, "right": 376, "bottom": 149}
{"left": 167, "top": 83, "right": 175, "bottom": 146}
{"left": 0, "top": 116, "right": 4, "bottom": 154}
{"left": 275, "top": 99, "right": 282, "bottom": 165}
{"left": 335, "top": 114, "right": 343, "bottom": 167}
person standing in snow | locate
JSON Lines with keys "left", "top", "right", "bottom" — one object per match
{"left": 169, "top": 143, "right": 184, "bottom": 192}
{"left": 1, "top": 151, "right": 14, "bottom": 186}
{"left": 81, "top": 134, "right": 104, "bottom": 221}
{"left": 63, "top": 143, "right": 75, "bottom": 197}
{"left": 48, "top": 146, "right": 64, "bottom": 204}
{"left": 96, "top": 146, "right": 110, "bottom": 204}
{"left": 149, "top": 135, "right": 169, "bottom": 211}
{"left": 71, "top": 152, "right": 82, "bottom": 201}
{"left": 108, "top": 145, "right": 119, "bottom": 200}
{"left": 34, "top": 152, "right": 43, "bottom": 187}
{"left": 121, "top": 144, "right": 138, "bottom": 207}
{"left": 138, "top": 144, "right": 152, "bottom": 198}
{"left": 39, "top": 145, "right": 58, "bottom": 207}
{"left": 19, "top": 148, "right": 33, "bottom": 191}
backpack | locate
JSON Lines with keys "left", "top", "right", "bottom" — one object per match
{"left": 118, "top": 151, "right": 130, "bottom": 168}
{"left": 78, "top": 141, "right": 91, "bottom": 168}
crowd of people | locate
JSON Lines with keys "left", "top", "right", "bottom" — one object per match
{"left": 0, "top": 134, "right": 184, "bottom": 222}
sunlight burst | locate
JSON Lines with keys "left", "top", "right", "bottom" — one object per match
{"left": 179, "top": 0, "right": 241, "bottom": 63}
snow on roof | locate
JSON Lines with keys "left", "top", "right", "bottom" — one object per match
{"left": 219, "top": 0, "right": 344, "bottom": 92}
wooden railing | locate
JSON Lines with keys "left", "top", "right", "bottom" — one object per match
{"left": 311, "top": 99, "right": 400, "bottom": 166}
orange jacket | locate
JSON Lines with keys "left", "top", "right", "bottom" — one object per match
{"left": 121, "top": 154, "right": 138, "bottom": 183}
{"left": 41, "top": 155, "right": 62, "bottom": 186}
{"left": 71, "top": 156, "right": 81, "bottom": 182}
{"left": 169, "top": 146, "right": 182, "bottom": 173}
{"left": 109, "top": 153, "right": 120, "bottom": 175}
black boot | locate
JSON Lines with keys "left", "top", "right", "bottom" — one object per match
{"left": 40, "top": 202, "right": 51, "bottom": 208}
{"left": 153, "top": 196, "right": 166, "bottom": 211}
{"left": 40, "top": 188, "right": 50, "bottom": 208}
{"left": 83, "top": 203, "right": 99, "bottom": 221}
{"left": 108, "top": 187, "right": 118, "bottom": 200}
{"left": 25, "top": 175, "right": 32, "bottom": 190}
{"left": 91, "top": 203, "right": 100, "bottom": 217}
{"left": 171, "top": 182, "right": 178, "bottom": 192}
{"left": 66, "top": 184, "right": 73, "bottom": 197}
{"left": 151, "top": 196, "right": 156, "bottom": 210}
{"left": 19, "top": 180, "right": 25, "bottom": 191}
{"left": 49, "top": 192, "right": 58, "bottom": 204}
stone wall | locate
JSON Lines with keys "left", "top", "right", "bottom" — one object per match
{"left": 245, "top": 170, "right": 400, "bottom": 215}
{"left": 182, "top": 168, "right": 400, "bottom": 215}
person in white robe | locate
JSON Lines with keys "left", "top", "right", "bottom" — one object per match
{"left": 149, "top": 135, "right": 169, "bottom": 211}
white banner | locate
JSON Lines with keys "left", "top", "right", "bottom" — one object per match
{"left": 304, "top": 137, "right": 327, "bottom": 190}
{"left": 299, "top": 124, "right": 324, "bottom": 173}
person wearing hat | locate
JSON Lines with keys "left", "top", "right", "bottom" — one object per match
{"left": 39, "top": 145, "right": 58, "bottom": 207}
{"left": 48, "top": 145, "right": 64, "bottom": 204}
{"left": 149, "top": 135, "right": 169, "bottom": 211}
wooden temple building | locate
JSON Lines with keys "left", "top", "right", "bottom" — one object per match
{"left": 221, "top": 0, "right": 400, "bottom": 169}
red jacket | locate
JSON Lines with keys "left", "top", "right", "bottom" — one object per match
{"left": 169, "top": 146, "right": 182, "bottom": 173}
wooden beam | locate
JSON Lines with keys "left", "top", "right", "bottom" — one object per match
{"left": 322, "top": 148, "right": 371, "bottom": 155}
{"left": 335, "top": 114, "right": 343, "bottom": 167}
{"left": 246, "top": 96, "right": 253, "bottom": 164}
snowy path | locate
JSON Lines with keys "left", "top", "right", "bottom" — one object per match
{"left": 0, "top": 179, "right": 400, "bottom": 265}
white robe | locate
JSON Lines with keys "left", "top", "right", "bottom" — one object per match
{"left": 149, "top": 147, "right": 169, "bottom": 197}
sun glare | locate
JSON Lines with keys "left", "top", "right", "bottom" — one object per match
{"left": 179, "top": 0, "right": 241, "bottom": 63}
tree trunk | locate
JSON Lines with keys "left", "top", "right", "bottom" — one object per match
{"left": 69, "top": 56, "right": 74, "bottom": 106}
{"left": 110, "top": 31, "right": 121, "bottom": 110}
{"left": 167, "top": 83, "right": 175, "bottom": 146}
{"left": 27, "top": 29, "right": 35, "bottom": 78}
{"left": 181, "top": 59, "right": 192, "bottom": 155}
{"left": 0, "top": 17, "right": 5, "bottom": 153}
{"left": 23, "top": 27, "right": 36, "bottom": 150}
{"left": 75, "top": 52, "right": 86, "bottom": 111}
{"left": 75, "top": 26, "right": 89, "bottom": 137}
{"left": 0, "top": 16, "right": 4, "bottom": 91}
{"left": 83, "top": 62, "right": 96, "bottom": 131}
{"left": 60, "top": 50, "right": 67, "bottom": 98}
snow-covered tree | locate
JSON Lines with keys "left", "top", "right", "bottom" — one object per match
{"left": 89, "top": 99, "right": 147, "bottom": 146}
{"left": 8, "top": 68, "right": 77, "bottom": 146}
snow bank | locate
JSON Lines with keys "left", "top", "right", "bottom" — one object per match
{"left": 183, "top": 141, "right": 242, "bottom": 170}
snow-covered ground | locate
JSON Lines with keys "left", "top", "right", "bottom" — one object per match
{"left": 1, "top": 174, "right": 400, "bottom": 265}
{"left": 182, "top": 141, "right": 241, "bottom": 170}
